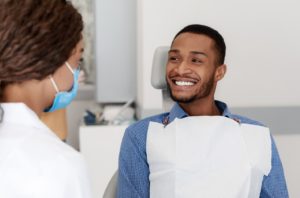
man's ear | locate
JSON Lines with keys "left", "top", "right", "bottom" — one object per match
{"left": 215, "top": 64, "right": 227, "bottom": 81}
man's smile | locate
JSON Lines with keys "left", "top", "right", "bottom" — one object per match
{"left": 169, "top": 76, "right": 199, "bottom": 89}
{"left": 174, "top": 80, "right": 195, "bottom": 86}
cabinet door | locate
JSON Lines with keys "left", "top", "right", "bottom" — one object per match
{"left": 79, "top": 125, "right": 127, "bottom": 197}
{"left": 95, "top": 0, "right": 136, "bottom": 103}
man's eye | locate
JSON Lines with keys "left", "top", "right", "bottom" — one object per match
{"left": 169, "top": 56, "right": 179, "bottom": 61}
{"left": 191, "top": 58, "right": 202, "bottom": 63}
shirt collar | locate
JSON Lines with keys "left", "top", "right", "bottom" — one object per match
{"left": 215, "top": 100, "right": 232, "bottom": 118}
{"left": 168, "top": 103, "right": 188, "bottom": 123}
{"left": 168, "top": 100, "right": 233, "bottom": 123}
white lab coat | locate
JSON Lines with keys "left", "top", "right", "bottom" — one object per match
{"left": 0, "top": 103, "right": 92, "bottom": 198}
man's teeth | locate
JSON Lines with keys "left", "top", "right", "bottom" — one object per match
{"left": 175, "top": 81, "right": 195, "bottom": 86}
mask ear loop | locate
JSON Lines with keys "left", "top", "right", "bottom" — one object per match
{"left": 49, "top": 76, "right": 59, "bottom": 93}
{"left": 65, "top": 62, "right": 75, "bottom": 74}
{"left": 49, "top": 61, "right": 74, "bottom": 94}
{"left": 49, "top": 62, "right": 77, "bottom": 95}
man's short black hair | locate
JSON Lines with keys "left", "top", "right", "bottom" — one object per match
{"left": 173, "top": 24, "right": 226, "bottom": 65}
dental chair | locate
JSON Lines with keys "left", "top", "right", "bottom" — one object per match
{"left": 151, "top": 46, "right": 174, "bottom": 112}
{"left": 103, "top": 171, "right": 118, "bottom": 198}
{"left": 102, "top": 46, "right": 170, "bottom": 198}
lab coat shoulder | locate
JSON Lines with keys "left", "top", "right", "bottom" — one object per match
{"left": 26, "top": 126, "right": 92, "bottom": 198}
{"left": 0, "top": 123, "right": 92, "bottom": 198}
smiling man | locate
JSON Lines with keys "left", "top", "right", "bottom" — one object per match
{"left": 166, "top": 30, "right": 225, "bottom": 116}
{"left": 117, "top": 24, "right": 288, "bottom": 198}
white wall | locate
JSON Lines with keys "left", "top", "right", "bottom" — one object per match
{"left": 137, "top": 0, "right": 300, "bottom": 117}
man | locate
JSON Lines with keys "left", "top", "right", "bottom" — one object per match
{"left": 117, "top": 24, "right": 288, "bottom": 197}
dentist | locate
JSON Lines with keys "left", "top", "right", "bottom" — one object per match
{"left": 0, "top": 0, "right": 91, "bottom": 197}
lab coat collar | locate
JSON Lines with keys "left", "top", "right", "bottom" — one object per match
{"left": 1, "top": 103, "right": 52, "bottom": 132}
{"left": 168, "top": 100, "right": 233, "bottom": 123}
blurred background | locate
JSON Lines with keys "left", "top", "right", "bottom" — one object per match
{"left": 58, "top": 0, "right": 300, "bottom": 197}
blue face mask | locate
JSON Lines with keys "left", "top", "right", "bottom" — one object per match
{"left": 44, "top": 62, "right": 80, "bottom": 112}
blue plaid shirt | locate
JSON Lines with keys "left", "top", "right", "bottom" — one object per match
{"left": 117, "top": 101, "right": 289, "bottom": 197}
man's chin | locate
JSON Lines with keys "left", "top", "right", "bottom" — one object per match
{"left": 170, "top": 93, "right": 197, "bottom": 104}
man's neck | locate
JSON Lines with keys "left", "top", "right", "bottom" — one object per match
{"left": 179, "top": 98, "right": 221, "bottom": 116}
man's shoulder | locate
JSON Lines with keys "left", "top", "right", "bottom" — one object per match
{"left": 125, "top": 112, "right": 169, "bottom": 137}
{"left": 217, "top": 100, "right": 265, "bottom": 127}
{"left": 230, "top": 113, "right": 265, "bottom": 127}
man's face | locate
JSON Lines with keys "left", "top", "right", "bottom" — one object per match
{"left": 166, "top": 33, "right": 220, "bottom": 103}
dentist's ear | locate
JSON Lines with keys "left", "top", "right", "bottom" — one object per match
{"left": 215, "top": 64, "right": 227, "bottom": 82}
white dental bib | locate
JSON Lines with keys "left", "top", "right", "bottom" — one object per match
{"left": 146, "top": 116, "right": 271, "bottom": 198}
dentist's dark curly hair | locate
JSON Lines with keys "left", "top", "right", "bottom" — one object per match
{"left": 0, "top": 0, "right": 83, "bottom": 99}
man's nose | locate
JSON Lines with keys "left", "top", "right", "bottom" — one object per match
{"left": 175, "top": 61, "right": 192, "bottom": 75}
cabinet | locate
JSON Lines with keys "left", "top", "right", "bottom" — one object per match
{"left": 94, "top": 0, "right": 136, "bottom": 103}
{"left": 79, "top": 125, "right": 127, "bottom": 197}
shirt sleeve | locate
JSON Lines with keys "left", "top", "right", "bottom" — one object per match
{"left": 117, "top": 127, "right": 150, "bottom": 198}
{"left": 260, "top": 135, "right": 289, "bottom": 198}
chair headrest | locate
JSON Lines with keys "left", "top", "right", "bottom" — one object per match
{"left": 151, "top": 46, "right": 169, "bottom": 90}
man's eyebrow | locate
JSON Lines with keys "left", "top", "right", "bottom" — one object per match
{"left": 169, "top": 49, "right": 208, "bottom": 57}
{"left": 191, "top": 51, "right": 208, "bottom": 57}
{"left": 168, "top": 49, "right": 179, "bottom": 54}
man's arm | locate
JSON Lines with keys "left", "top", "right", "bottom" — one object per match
{"left": 117, "top": 127, "right": 150, "bottom": 198}
{"left": 260, "top": 135, "right": 289, "bottom": 198}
